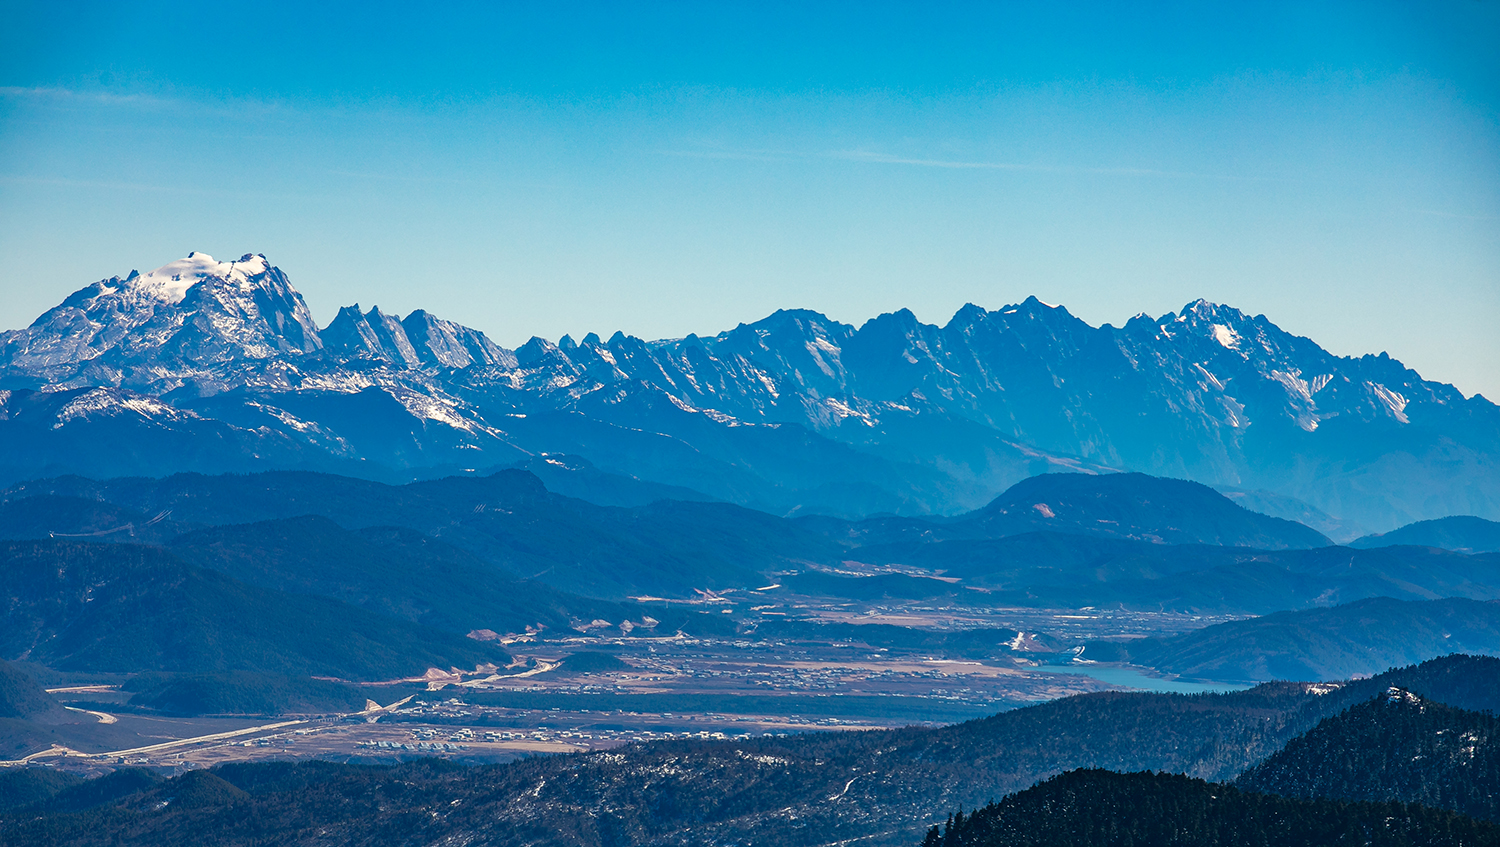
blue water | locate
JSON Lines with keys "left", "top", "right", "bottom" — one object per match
{"left": 1043, "top": 664, "right": 1251, "bottom": 694}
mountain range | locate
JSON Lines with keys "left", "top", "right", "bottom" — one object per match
{"left": 2, "top": 252, "right": 1496, "bottom": 532}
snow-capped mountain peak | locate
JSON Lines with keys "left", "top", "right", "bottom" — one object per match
{"left": 134, "top": 252, "right": 270, "bottom": 304}
{"left": 0, "top": 252, "right": 320, "bottom": 391}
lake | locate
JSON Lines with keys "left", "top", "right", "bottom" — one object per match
{"left": 1043, "top": 663, "right": 1251, "bottom": 694}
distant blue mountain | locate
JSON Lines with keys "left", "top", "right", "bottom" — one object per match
{"left": 1351, "top": 515, "right": 1500, "bottom": 553}
{"left": 3, "top": 252, "right": 1496, "bottom": 531}
{"left": 1086, "top": 597, "right": 1500, "bottom": 682}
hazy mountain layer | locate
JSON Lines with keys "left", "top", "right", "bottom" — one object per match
{"left": 1084, "top": 597, "right": 1500, "bottom": 681}
{"left": 1352, "top": 515, "right": 1500, "bottom": 553}
{"left": 0, "top": 540, "right": 508, "bottom": 680}
{"left": 6, "top": 469, "right": 1499, "bottom": 616}
{"left": 167, "top": 515, "right": 631, "bottom": 635}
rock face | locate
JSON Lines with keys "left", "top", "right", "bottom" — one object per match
{"left": 1, "top": 253, "right": 1496, "bottom": 530}
{"left": 322, "top": 305, "right": 420, "bottom": 367}
{"left": 401, "top": 309, "right": 514, "bottom": 369}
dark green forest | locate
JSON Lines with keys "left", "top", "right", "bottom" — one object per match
{"left": 1238, "top": 688, "right": 1500, "bottom": 821}
{"left": 918, "top": 769, "right": 1499, "bottom": 847}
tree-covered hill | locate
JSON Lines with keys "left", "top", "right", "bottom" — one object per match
{"left": 167, "top": 515, "right": 629, "bottom": 635}
{"left": 1353, "top": 515, "right": 1500, "bottom": 553}
{"left": 121, "top": 671, "right": 372, "bottom": 716}
{"left": 0, "top": 659, "right": 58, "bottom": 719}
{"left": 0, "top": 540, "right": 508, "bottom": 680}
{"left": 1237, "top": 688, "right": 1500, "bottom": 821}
{"left": 0, "top": 769, "right": 85, "bottom": 812}
{"left": 918, "top": 769, "right": 1498, "bottom": 847}
{"left": 962, "top": 472, "right": 1332, "bottom": 549}
{"left": 0, "top": 494, "right": 191, "bottom": 544}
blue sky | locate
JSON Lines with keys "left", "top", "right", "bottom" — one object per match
{"left": 2, "top": 1, "right": 1497, "bottom": 396}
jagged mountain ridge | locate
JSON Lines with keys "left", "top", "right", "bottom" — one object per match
{"left": 323, "top": 303, "right": 514, "bottom": 369}
{"left": 1, "top": 252, "right": 1495, "bottom": 529}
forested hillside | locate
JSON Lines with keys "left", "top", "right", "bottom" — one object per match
{"left": 1237, "top": 689, "right": 1500, "bottom": 821}
{"left": 0, "top": 540, "right": 507, "bottom": 679}
{"left": 917, "top": 769, "right": 1498, "bottom": 847}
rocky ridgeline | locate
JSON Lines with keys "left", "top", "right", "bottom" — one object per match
{"left": 0, "top": 253, "right": 1495, "bottom": 530}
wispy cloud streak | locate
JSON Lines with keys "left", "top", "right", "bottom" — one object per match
{"left": 833, "top": 150, "right": 1032, "bottom": 170}
{"left": 834, "top": 149, "right": 1272, "bottom": 182}
{"left": 0, "top": 86, "right": 171, "bottom": 106}
{"left": 0, "top": 174, "right": 320, "bottom": 201}
{"left": 663, "top": 145, "right": 1275, "bottom": 183}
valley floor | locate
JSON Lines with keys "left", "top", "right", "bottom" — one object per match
{"left": 9, "top": 602, "right": 1248, "bottom": 774}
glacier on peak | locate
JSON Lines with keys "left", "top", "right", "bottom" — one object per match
{"left": 1210, "top": 324, "right": 1241, "bottom": 350}
{"left": 134, "top": 252, "right": 270, "bottom": 304}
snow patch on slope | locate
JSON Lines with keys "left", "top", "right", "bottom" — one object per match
{"left": 1210, "top": 324, "right": 1240, "bottom": 350}
{"left": 1268, "top": 370, "right": 1319, "bottom": 431}
{"left": 53, "top": 389, "right": 194, "bottom": 427}
{"left": 1367, "top": 382, "right": 1410, "bottom": 424}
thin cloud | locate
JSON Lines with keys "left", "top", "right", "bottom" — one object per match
{"left": 1412, "top": 208, "right": 1495, "bottom": 221}
{"left": 0, "top": 174, "right": 322, "bottom": 202}
{"left": 835, "top": 149, "right": 1269, "bottom": 182}
{"left": 0, "top": 86, "right": 170, "bottom": 106}
{"left": 659, "top": 147, "right": 806, "bottom": 163}
{"left": 834, "top": 150, "right": 1033, "bottom": 170}
{"left": 325, "top": 169, "right": 476, "bottom": 185}
{"left": 663, "top": 145, "right": 1273, "bottom": 182}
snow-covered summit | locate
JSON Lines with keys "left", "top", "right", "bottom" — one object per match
{"left": 0, "top": 252, "right": 530, "bottom": 398}
{"left": 0, "top": 252, "right": 320, "bottom": 391}
{"left": 130, "top": 252, "right": 270, "bottom": 303}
